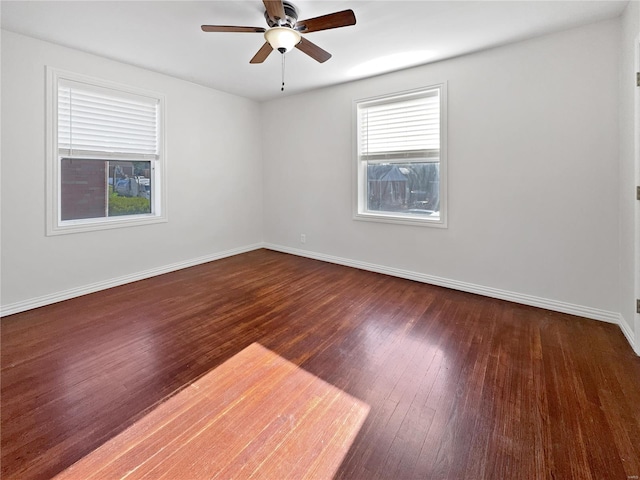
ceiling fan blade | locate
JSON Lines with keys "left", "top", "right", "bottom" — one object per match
{"left": 201, "top": 25, "right": 266, "bottom": 33}
{"left": 295, "top": 10, "right": 356, "bottom": 33}
{"left": 263, "top": 0, "right": 286, "bottom": 23}
{"left": 295, "top": 37, "right": 331, "bottom": 63}
{"left": 250, "top": 42, "right": 274, "bottom": 64}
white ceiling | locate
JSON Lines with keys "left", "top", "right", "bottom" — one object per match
{"left": 1, "top": 1, "right": 628, "bottom": 102}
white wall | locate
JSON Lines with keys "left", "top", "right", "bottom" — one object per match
{"left": 2, "top": 17, "right": 634, "bottom": 354}
{"left": 1, "top": 30, "right": 264, "bottom": 312}
{"left": 618, "top": 1, "right": 640, "bottom": 353}
{"left": 262, "top": 19, "right": 622, "bottom": 322}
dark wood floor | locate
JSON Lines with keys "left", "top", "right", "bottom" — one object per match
{"left": 2, "top": 249, "right": 639, "bottom": 479}
{"left": 53, "top": 342, "right": 370, "bottom": 479}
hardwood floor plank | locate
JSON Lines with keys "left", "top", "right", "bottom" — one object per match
{"left": 2, "top": 249, "right": 640, "bottom": 480}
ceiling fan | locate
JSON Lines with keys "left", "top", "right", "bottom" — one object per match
{"left": 201, "top": 0, "right": 356, "bottom": 64}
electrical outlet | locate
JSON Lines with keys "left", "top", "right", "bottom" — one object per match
{"left": 300, "top": 234, "right": 306, "bottom": 244}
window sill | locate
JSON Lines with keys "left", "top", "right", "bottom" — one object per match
{"left": 46, "top": 214, "right": 167, "bottom": 236}
{"left": 354, "top": 211, "right": 447, "bottom": 228}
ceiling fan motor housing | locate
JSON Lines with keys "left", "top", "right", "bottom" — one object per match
{"left": 265, "top": 1, "right": 300, "bottom": 28}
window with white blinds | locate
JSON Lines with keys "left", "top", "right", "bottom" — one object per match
{"left": 58, "top": 80, "right": 159, "bottom": 160}
{"left": 46, "top": 68, "right": 166, "bottom": 235}
{"left": 354, "top": 85, "right": 447, "bottom": 227}
{"left": 357, "top": 88, "right": 440, "bottom": 163}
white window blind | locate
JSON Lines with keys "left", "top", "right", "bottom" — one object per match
{"left": 358, "top": 88, "right": 440, "bottom": 162}
{"left": 58, "top": 80, "right": 159, "bottom": 160}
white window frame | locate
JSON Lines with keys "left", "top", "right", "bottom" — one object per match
{"left": 353, "top": 84, "right": 447, "bottom": 228}
{"left": 45, "top": 67, "right": 167, "bottom": 235}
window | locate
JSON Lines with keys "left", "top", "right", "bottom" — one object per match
{"left": 46, "top": 68, "right": 166, "bottom": 235}
{"left": 354, "top": 85, "right": 447, "bottom": 227}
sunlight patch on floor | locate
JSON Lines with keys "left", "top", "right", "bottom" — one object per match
{"left": 54, "top": 342, "right": 370, "bottom": 480}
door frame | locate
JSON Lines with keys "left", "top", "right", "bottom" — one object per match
{"left": 634, "top": 35, "right": 640, "bottom": 353}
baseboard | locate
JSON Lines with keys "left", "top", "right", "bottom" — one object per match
{"left": 4, "top": 242, "right": 635, "bottom": 356}
{"left": 618, "top": 314, "right": 639, "bottom": 355}
{"left": 0, "top": 243, "right": 264, "bottom": 317}
{"left": 264, "top": 243, "right": 623, "bottom": 326}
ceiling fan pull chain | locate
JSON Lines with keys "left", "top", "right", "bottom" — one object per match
{"left": 281, "top": 53, "right": 285, "bottom": 92}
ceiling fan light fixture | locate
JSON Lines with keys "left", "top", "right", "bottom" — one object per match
{"left": 264, "top": 27, "right": 301, "bottom": 53}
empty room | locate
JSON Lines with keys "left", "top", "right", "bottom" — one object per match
{"left": 2, "top": 0, "right": 640, "bottom": 478}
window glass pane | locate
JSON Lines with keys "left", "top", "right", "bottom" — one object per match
{"left": 109, "top": 161, "right": 152, "bottom": 217}
{"left": 366, "top": 162, "right": 439, "bottom": 216}
{"left": 61, "top": 158, "right": 107, "bottom": 221}
{"left": 60, "top": 159, "right": 151, "bottom": 221}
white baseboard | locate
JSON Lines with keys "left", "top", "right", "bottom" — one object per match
{"left": 4, "top": 241, "right": 636, "bottom": 356}
{"left": 0, "top": 243, "right": 264, "bottom": 317}
{"left": 618, "top": 314, "right": 639, "bottom": 355}
{"left": 264, "top": 243, "right": 627, "bottom": 329}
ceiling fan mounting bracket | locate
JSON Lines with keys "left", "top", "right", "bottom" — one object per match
{"left": 265, "top": 1, "right": 299, "bottom": 28}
